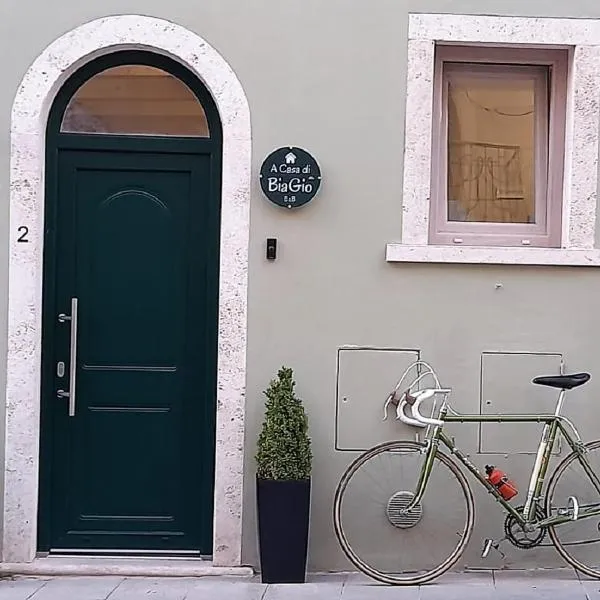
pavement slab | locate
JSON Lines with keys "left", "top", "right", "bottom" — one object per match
{"left": 0, "top": 569, "right": 594, "bottom": 600}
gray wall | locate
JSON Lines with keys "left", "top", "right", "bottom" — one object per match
{"left": 3, "top": 0, "right": 600, "bottom": 572}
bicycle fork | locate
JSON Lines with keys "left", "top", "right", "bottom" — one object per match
{"left": 404, "top": 431, "right": 442, "bottom": 511}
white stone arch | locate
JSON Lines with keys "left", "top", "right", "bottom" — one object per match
{"left": 5, "top": 15, "right": 250, "bottom": 566}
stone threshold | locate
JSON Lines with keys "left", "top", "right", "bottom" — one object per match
{"left": 0, "top": 556, "right": 254, "bottom": 578}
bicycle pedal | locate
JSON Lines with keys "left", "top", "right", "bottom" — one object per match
{"left": 481, "top": 538, "right": 506, "bottom": 560}
{"left": 481, "top": 539, "right": 493, "bottom": 559}
{"left": 558, "top": 496, "right": 581, "bottom": 520}
{"left": 568, "top": 496, "right": 580, "bottom": 521}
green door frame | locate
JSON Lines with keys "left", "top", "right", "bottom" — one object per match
{"left": 38, "top": 50, "right": 223, "bottom": 553}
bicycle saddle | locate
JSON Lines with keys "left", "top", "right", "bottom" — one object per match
{"left": 532, "top": 372, "right": 590, "bottom": 390}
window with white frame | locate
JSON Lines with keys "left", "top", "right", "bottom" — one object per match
{"left": 430, "top": 46, "right": 568, "bottom": 248}
{"left": 387, "top": 14, "right": 600, "bottom": 267}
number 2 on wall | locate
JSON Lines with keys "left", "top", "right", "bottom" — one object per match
{"left": 17, "top": 226, "right": 29, "bottom": 243}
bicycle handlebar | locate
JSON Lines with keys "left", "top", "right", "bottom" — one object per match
{"left": 383, "top": 387, "right": 451, "bottom": 428}
{"left": 381, "top": 360, "right": 451, "bottom": 428}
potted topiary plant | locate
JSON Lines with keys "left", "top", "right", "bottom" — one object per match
{"left": 255, "top": 366, "right": 312, "bottom": 583}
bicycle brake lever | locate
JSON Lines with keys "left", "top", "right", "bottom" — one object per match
{"left": 383, "top": 389, "right": 404, "bottom": 421}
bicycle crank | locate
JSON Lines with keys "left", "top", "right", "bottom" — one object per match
{"left": 504, "top": 504, "right": 547, "bottom": 549}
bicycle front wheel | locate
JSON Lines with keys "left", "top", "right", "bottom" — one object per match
{"left": 546, "top": 440, "right": 600, "bottom": 578}
{"left": 333, "top": 440, "right": 474, "bottom": 585}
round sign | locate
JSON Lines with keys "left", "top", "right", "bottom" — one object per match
{"left": 259, "top": 147, "right": 322, "bottom": 209}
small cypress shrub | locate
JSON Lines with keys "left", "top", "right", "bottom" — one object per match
{"left": 255, "top": 366, "right": 312, "bottom": 480}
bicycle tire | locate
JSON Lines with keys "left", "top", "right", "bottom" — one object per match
{"left": 545, "top": 439, "right": 600, "bottom": 578}
{"left": 333, "top": 439, "right": 475, "bottom": 585}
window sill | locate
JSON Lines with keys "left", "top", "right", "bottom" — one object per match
{"left": 385, "top": 244, "right": 600, "bottom": 266}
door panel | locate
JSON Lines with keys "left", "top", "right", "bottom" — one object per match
{"left": 81, "top": 181, "right": 186, "bottom": 366}
{"left": 43, "top": 149, "right": 217, "bottom": 553}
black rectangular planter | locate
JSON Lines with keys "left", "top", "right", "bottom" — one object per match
{"left": 256, "top": 477, "right": 311, "bottom": 583}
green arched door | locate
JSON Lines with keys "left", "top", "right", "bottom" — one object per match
{"left": 38, "top": 51, "right": 222, "bottom": 555}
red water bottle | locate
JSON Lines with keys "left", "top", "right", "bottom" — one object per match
{"left": 485, "top": 465, "right": 518, "bottom": 501}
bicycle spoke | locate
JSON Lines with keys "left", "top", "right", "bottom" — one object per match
{"left": 546, "top": 440, "right": 600, "bottom": 577}
{"left": 333, "top": 440, "right": 474, "bottom": 585}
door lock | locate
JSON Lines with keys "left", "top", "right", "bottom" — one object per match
{"left": 57, "top": 361, "right": 65, "bottom": 378}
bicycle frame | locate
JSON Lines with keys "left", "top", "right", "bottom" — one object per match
{"left": 406, "top": 390, "right": 600, "bottom": 529}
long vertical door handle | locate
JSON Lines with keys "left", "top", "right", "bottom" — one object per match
{"left": 68, "top": 297, "right": 79, "bottom": 417}
{"left": 58, "top": 297, "right": 78, "bottom": 417}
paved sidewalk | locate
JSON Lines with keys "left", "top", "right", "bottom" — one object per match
{"left": 0, "top": 569, "right": 599, "bottom": 599}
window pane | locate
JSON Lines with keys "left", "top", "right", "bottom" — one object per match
{"left": 447, "top": 71, "right": 540, "bottom": 224}
{"left": 61, "top": 65, "right": 209, "bottom": 136}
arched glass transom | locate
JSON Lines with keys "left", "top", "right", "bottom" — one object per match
{"left": 61, "top": 65, "right": 210, "bottom": 137}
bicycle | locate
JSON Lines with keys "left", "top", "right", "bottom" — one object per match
{"left": 332, "top": 360, "right": 600, "bottom": 585}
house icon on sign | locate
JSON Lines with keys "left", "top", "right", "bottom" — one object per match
{"left": 285, "top": 152, "right": 297, "bottom": 165}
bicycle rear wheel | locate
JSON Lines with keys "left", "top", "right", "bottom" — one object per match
{"left": 333, "top": 440, "right": 474, "bottom": 585}
{"left": 546, "top": 440, "right": 600, "bottom": 578}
